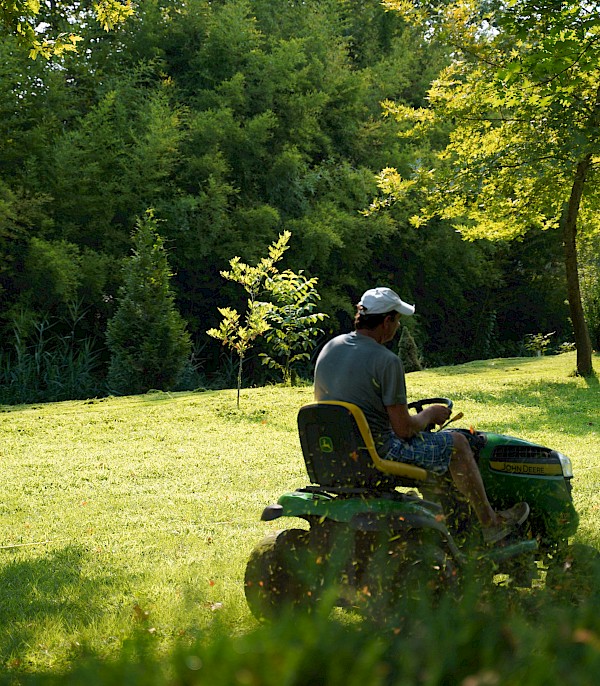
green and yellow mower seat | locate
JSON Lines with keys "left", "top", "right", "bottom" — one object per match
{"left": 298, "top": 401, "right": 430, "bottom": 490}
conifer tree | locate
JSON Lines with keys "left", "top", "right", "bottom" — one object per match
{"left": 399, "top": 326, "right": 423, "bottom": 373}
{"left": 106, "top": 211, "right": 191, "bottom": 395}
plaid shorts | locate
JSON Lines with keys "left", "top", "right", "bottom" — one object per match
{"left": 385, "top": 430, "right": 455, "bottom": 475}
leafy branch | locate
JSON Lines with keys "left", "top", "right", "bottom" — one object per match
{"left": 260, "top": 270, "right": 328, "bottom": 386}
{"left": 0, "top": 0, "right": 134, "bottom": 59}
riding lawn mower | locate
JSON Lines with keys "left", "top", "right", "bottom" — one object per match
{"left": 244, "top": 398, "right": 579, "bottom": 621}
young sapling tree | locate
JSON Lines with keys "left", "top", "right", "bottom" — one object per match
{"left": 260, "top": 270, "right": 327, "bottom": 385}
{"left": 207, "top": 232, "right": 290, "bottom": 407}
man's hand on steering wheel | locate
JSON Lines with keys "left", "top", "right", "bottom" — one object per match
{"left": 406, "top": 397, "right": 454, "bottom": 432}
{"left": 387, "top": 398, "right": 455, "bottom": 439}
{"left": 425, "top": 404, "right": 452, "bottom": 427}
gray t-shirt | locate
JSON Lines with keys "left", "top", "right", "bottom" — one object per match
{"left": 314, "top": 332, "right": 407, "bottom": 455}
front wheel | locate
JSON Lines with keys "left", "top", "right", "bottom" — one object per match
{"left": 244, "top": 529, "right": 324, "bottom": 621}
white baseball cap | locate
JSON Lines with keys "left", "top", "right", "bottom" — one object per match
{"left": 358, "top": 287, "right": 415, "bottom": 316}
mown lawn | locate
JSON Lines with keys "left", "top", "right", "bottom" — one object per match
{"left": 0, "top": 352, "right": 598, "bottom": 680}
{"left": 0, "top": 385, "right": 313, "bottom": 671}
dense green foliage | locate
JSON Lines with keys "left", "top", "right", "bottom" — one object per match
{"left": 581, "top": 234, "right": 600, "bottom": 351}
{"left": 0, "top": 0, "right": 133, "bottom": 59}
{"left": 0, "top": 0, "right": 587, "bottom": 403}
{"left": 5, "top": 590, "right": 600, "bottom": 686}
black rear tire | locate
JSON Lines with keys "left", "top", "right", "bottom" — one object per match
{"left": 244, "top": 529, "right": 324, "bottom": 621}
{"left": 358, "top": 533, "right": 456, "bottom": 624}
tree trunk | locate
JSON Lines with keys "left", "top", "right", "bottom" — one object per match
{"left": 562, "top": 155, "right": 594, "bottom": 377}
{"left": 237, "top": 354, "right": 244, "bottom": 408}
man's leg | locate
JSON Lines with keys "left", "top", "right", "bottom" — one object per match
{"left": 389, "top": 430, "right": 529, "bottom": 542}
{"left": 448, "top": 432, "right": 497, "bottom": 528}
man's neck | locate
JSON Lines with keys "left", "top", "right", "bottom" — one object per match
{"left": 355, "top": 328, "right": 385, "bottom": 345}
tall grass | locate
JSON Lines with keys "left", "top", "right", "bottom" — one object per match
{"left": 3, "top": 582, "right": 600, "bottom": 685}
{"left": 0, "top": 320, "right": 102, "bottom": 405}
{"left": 0, "top": 352, "right": 598, "bottom": 682}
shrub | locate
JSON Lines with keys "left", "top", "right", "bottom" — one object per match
{"left": 7, "top": 576, "right": 600, "bottom": 686}
{"left": 524, "top": 332, "right": 555, "bottom": 357}
{"left": 260, "top": 269, "right": 327, "bottom": 385}
{"left": 208, "top": 231, "right": 326, "bottom": 402}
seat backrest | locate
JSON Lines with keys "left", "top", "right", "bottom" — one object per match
{"left": 297, "top": 401, "right": 428, "bottom": 488}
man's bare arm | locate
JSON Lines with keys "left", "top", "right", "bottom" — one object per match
{"left": 386, "top": 403, "right": 451, "bottom": 439}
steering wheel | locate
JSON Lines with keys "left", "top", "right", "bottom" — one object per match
{"left": 407, "top": 397, "right": 453, "bottom": 413}
{"left": 407, "top": 397, "right": 453, "bottom": 432}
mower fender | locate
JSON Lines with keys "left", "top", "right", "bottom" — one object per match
{"left": 274, "top": 490, "right": 440, "bottom": 523}
{"left": 271, "top": 491, "right": 466, "bottom": 564}
{"left": 261, "top": 504, "right": 284, "bottom": 521}
{"left": 350, "top": 511, "right": 448, "bottom": 534}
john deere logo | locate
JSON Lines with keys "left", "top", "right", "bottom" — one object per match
{"left": 319, "top": 437, "right": 334, "bottom": 453}
{"left": 490, "top": 461, "right": 562, "bottom": 476}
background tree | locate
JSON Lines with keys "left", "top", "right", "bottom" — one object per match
{"left": 580, "top": 235, "right": 600, "bottom": 351}
{"left": 106, "top": 211, "right": 191, "bottom": 395}
{"left": 399, "top": 326, "right": 423, "bottom": 373}
{"left": 380, "top": 0, "right": 599, "bottom": 376}
{"left": 0, "top": 0, "right": 580, "bottom": 402}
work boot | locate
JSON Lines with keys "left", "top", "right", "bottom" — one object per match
{"left": 482, "top": 502, "right": 530, "bottom": 545}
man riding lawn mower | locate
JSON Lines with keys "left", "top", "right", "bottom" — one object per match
{"left": 314, "top": 287, "right": 530, "bottom": 545}
{"left": 244, "top": 288, "right": 579, "bottom": 620}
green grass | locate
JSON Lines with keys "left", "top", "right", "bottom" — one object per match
{"left": 0, "top": 352, "right": 598, "bottom": 679}
{"left": 0, "top": 384, "right": 317, "bottom": 671}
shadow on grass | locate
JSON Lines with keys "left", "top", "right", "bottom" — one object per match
{"left": 0, "top": 545, "right": 121, "bottom": 664}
